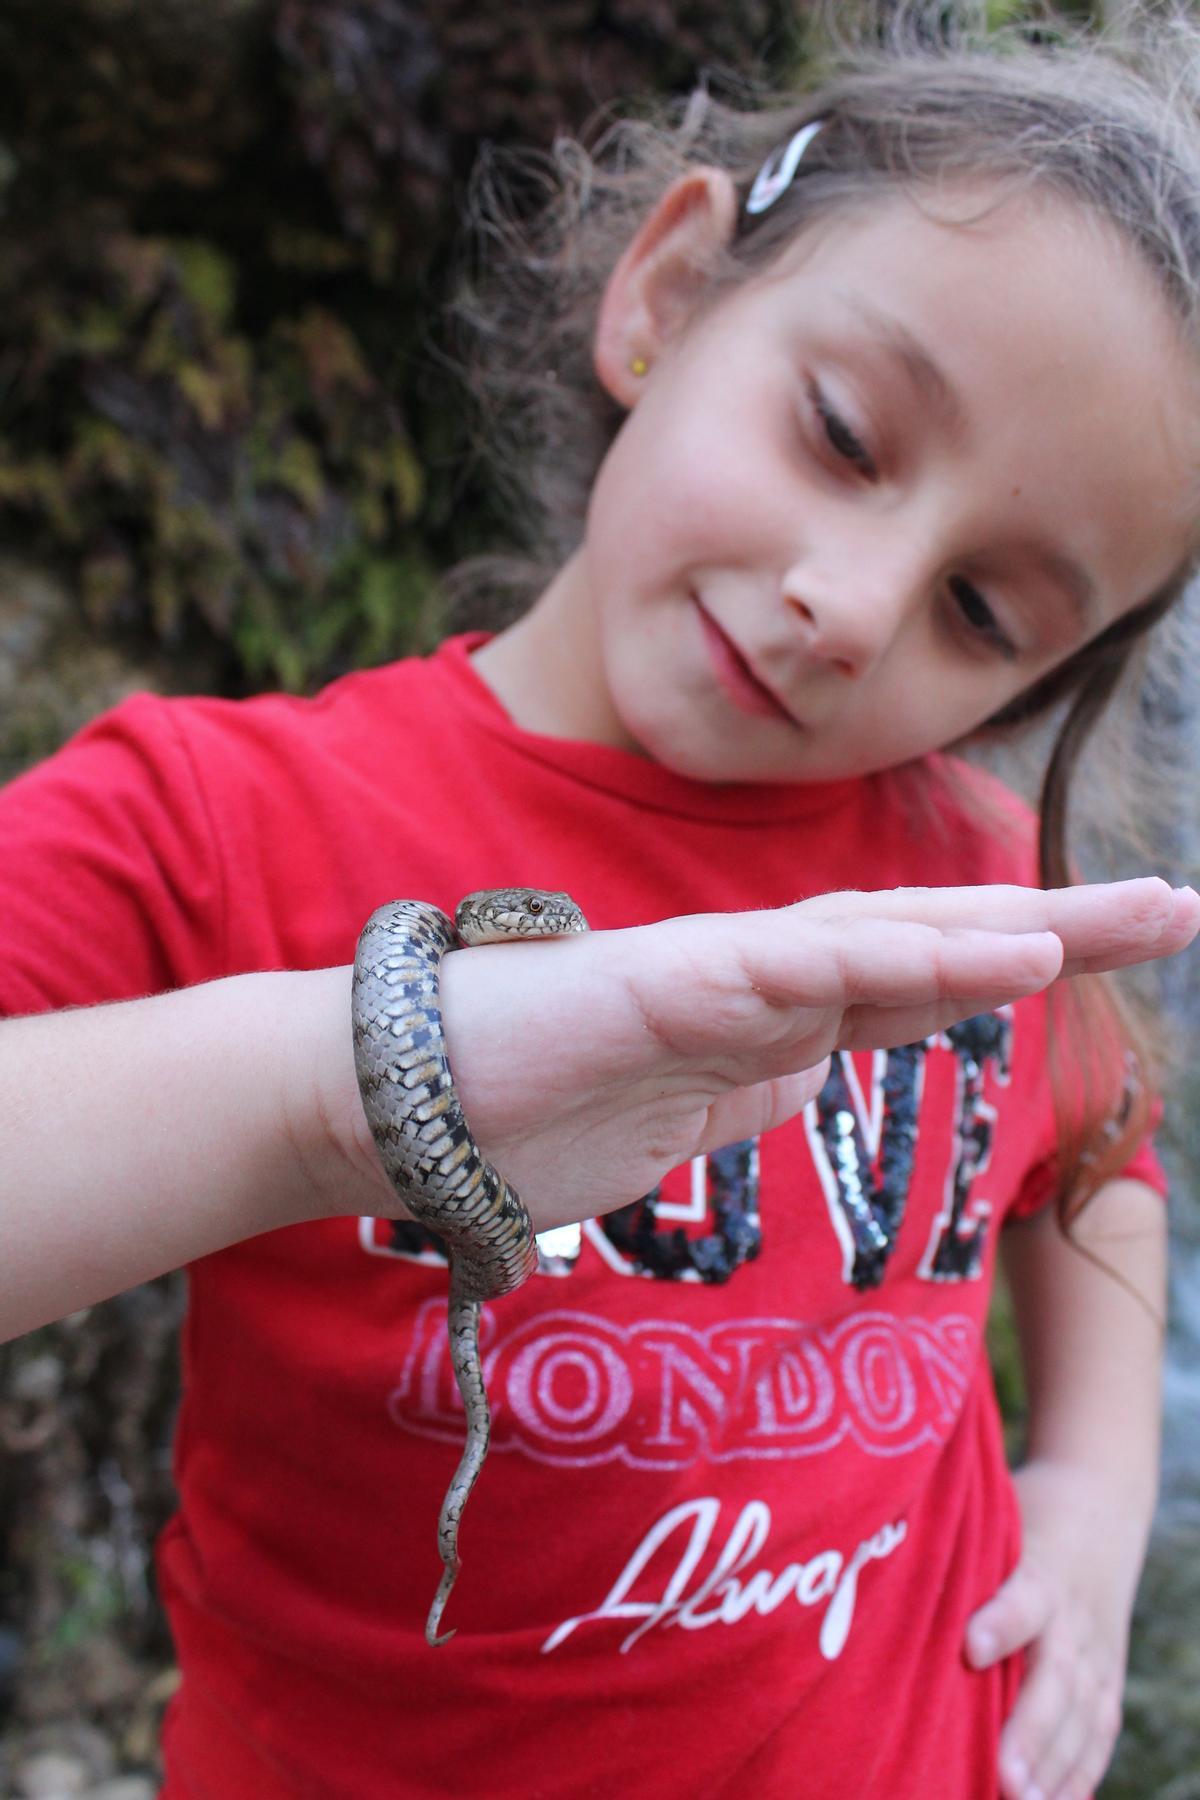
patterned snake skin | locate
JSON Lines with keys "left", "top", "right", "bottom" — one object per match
{"left": 351, "top": 888, "right": 589, "bottom": 1645}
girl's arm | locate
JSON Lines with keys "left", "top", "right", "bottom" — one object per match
{"left": 0, "top": 967, "right": 391, "bottom": 1341}
{"left": 968, "top": 1178, "right": 1167, "bottom": 1800}
{"left": 2, "top": 877, "right": 1194, "bottom": 1345}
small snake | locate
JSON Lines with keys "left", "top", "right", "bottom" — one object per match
{"left": 351, "top": 888, "right": 589, "bottom": 1645}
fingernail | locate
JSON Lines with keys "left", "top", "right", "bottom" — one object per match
{"left": 971, "top": 1627, "right": 997, "bottom": 1663}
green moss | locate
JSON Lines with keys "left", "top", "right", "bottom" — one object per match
{"left": 172, "top": 239, "right": 237, "bottom": 332}
{"left": 270, "top": 436, "right": 325, "bottom": 515}
{"left": 231, "top": 543, "right": 440, "bottom": 692}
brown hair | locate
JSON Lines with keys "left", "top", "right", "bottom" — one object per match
{"left": 447, "top": 1, "right": 1200, "bottom": 1219}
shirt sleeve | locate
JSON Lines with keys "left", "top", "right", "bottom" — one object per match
{"left": 1007, "top": 1131, "right": 1167, "bottom": 1221}
{"left": 1006, "top": 1022, "right": 1168, "bottom": 1224}
{"left": 0, "top": 694, "right": 226, "bottom": 1017}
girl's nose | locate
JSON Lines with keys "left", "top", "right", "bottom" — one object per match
{"left": 781, "top": 548, "right": 923, "bottom": 678}
{"left": 782, "top": 595, "right": 860, "bottom": 677}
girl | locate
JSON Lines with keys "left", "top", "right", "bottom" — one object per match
{"left": 3, "top": 10, "right": 1200, "bottom": 1799}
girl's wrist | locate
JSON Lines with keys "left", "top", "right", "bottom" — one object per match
{"left": 1014, "top": 1457, "right": 1157, "bottom": 1595}
{"left": 278, "top": 963, "right": 398, "bottom": 1225}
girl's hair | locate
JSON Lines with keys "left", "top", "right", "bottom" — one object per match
{"left": 447, "top": 1, "right": 1200, "bottom": 1221}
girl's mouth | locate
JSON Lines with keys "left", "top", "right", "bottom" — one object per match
{"left": 694, "top": 599, "right": 798, "bottom": 725}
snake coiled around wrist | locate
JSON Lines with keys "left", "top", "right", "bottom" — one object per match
{"left": 352, "top": 888, "right": 589, "bottom": 1645}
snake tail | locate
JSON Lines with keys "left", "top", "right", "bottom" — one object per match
{"left": 426, "top": 1281, "right": 489, "bottom": 1647}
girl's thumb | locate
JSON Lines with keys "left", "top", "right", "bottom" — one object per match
{"left": 964, "top": 1562, "right": 1051, "bottom": 1669}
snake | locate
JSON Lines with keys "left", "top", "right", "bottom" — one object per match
{"left": 351, "top": 888, "right": 590, "bottom": 1645}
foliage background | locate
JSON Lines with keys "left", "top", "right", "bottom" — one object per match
{"left": 0, "top": 1, "right": 1197, "bottom": 1794}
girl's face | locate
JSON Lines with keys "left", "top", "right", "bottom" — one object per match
{"left": 485, "top": 182, "right": 1200, "bottom": 783}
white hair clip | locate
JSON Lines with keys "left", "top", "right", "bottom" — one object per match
{"left": 745, "top": 118, "right": 826, "bottom": 216}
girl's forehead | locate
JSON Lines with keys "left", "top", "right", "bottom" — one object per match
{"left": 759, "top": 179, "right": 1157, "bottom": 319}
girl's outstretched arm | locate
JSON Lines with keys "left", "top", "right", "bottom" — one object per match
{"left": 2, "top": 877, "right": 1195, "bottom": 1343}
{"left": 0, "top": 968, "right": 387, "bottom": 1342}
{"left": 966, "top": 1178, "right": 1166, "bottom": 1800}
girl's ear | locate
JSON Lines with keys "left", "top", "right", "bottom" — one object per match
{"left": 593, "top": 167, "right": 739, "bottom": 406}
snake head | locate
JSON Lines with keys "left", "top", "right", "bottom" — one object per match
{"left": 454, "top": 888, "right": 589, "bottom": 945}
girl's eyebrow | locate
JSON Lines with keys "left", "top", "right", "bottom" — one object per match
{"left": 836, "top": 290, "right": 967, "bottom": 437}
{"left": 841, "top": 291, "right": 971, "bottom": 439}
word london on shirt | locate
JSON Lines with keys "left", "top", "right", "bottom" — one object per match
{"left": 386, "top": 1300, "right": 978, "bottom": 1470}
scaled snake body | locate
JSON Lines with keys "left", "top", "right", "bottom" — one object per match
{"left": 352, "top": 888, "right": 589, "bottom": 1645}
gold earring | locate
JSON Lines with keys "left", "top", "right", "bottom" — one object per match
{"left": 630, "top": 355, "right": 648, "bottom": 377}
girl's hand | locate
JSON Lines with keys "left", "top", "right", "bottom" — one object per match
{"left": 4, "top": 877, "right": 1193, "bottom": 1341}
{"left": 966, "top": 1460, "right": 1145, "bottom": 1800}
{"left": 349, "top": 876, "right": 1199, "bottom": 1231}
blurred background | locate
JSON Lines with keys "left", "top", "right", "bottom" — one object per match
{"left": 0, "top": 1, "right": 1197, "bottom": 1794}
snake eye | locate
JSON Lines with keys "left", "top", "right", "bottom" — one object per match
{"left": 527, "top": 896, "right": 544, "bottom": 913}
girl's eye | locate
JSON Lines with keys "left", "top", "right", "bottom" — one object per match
{"left": 948, "top": 577, "right": 1018, "bottom": 659}
{"left": 809, "top": 383, "right": 876, "bottom": 477}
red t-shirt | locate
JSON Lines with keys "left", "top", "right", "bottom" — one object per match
{"left": 0, "top": 635, "right": 1159, "bottom": 1799}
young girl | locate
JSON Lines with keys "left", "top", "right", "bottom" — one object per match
{"left": 3, "top": 11, "right": 1200, "bottom": 1800}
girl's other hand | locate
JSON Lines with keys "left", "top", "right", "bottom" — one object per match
{"left": 965, "top": 1163, "right": 1167, "bottom": 1800}
{"left": 966, "top": 1460, "right": 1142, "bottom": 1800}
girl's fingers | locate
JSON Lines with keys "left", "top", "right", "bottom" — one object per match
{"left": 836, "top": 993, "right": 1038, "bottom": 1051}
{"left": 720, "top": 917, "right": 1064, "bottom": 1016}
{"left": 800, "top": 877, "right": 1197, "bottom": 970}
{"left": 638, "top": 922, "right": 1065, "bottom": 1084}
{"left": 1068, "top": 1684, "right": 1125, "bottom": 1799}
{"left": 999, "top": 1639, "right": 1074, "bottom": 1800}
{"left": 977, "top": 1576, "right": 1124, "bottom": 1800}
{"left": 832, "top": 922, "right": 1065, "bottom": 1005}
{"left": 1024, "top": 1671, "right": 1095, "bottom": 1800}
{"left": 1013, "top": 1644, "right": 1120, "bottom": 1800}
{"left": 1057, "top": 877, "right": 1199, "bottom": 971}
{"left": 968, "top": 1565, "right": 1097, "bottom": 1800}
